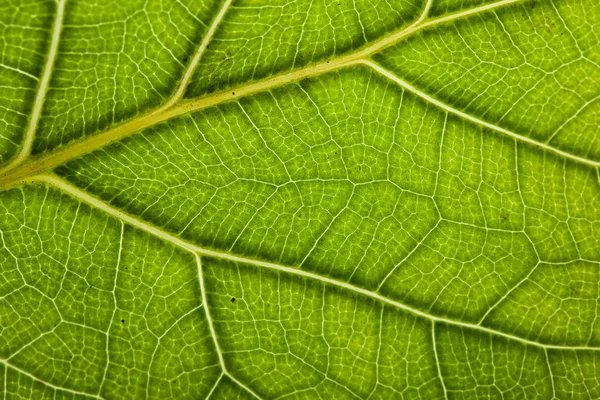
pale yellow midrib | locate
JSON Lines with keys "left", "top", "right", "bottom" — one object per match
{"left": 0, "top": 0, "right": 528, "bottom": 189}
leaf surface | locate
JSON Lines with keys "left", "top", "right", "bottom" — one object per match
{"left": 0, "top": 0, "right": 599, "bottom": 398}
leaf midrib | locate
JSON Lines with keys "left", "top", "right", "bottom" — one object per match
{"left": 0, "top": 0, "right": 558, "bottom": 191}
{"left": 1, "top": 1, "right": 591, "bottom": 397}
{"left": 0, "top": 0, "right": 595, "bottom": 355}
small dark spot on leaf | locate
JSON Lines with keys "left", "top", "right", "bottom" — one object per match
{"left": 231, "top": 297, "right": 236, "bottom": 303}
{"left": 232, "top": 91, "right": 235, "bottom": 95}
{"left": 121, "top": 319, "right": 125, "bottom": 323}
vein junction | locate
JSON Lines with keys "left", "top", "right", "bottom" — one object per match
{"left": 3, "top": 0, "right": 592, "bottom": 191}
{"left": 33, "top": 174, "right": 600, "bottom": 353}
{"left": 0, "top": 0, "right": 596, "bottom": 352}
{"left": 0, "top": 0, "right": 598, "bottom": 396}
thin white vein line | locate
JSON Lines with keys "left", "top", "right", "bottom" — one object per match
{"left": 367, "top": 306, "right": 384, "bottom": 400}
{"left": 3, "top": 0, "right": 67, "bottom": 170}
{"left": 477, "top": 261, "right": 541, "bottom": 325}
{"left": 227, "top": 374, "right": 264, "bottom": 399}
{"left": 545, "top": 95, "right": 600, "bottom": 145}
{"left": 0, "top": 63, "right": 38, "bottom": 81}
{"left": 377, "top": 218, "right": 441, "bottom": 291}
{"left": 98, "top": 221, "right": 124, "bottom": 396}
{"left": 350, "top": 0, "right": 523, "bottom": 60}
{"left": 164, "top": 0, "right": 232, "bottom": 108}
{"left": 431, "top": 322, "right": 448, "bottom": 400}
{"left": 545, "top": 349, "right": 557, "bottom": 399}
{"left": 195, "top": 255, "right": 264, "bottom": 400}
{"left": 0, "top": 360, "right": 104, "bottom": 399}
{"left": 195, "top": 254, "right": 226, "bottom": 370}
{"left": 419, "top": 0, "right": 521, "bottom": 30}
{"left": 358, "top": 60, "right": 600, "bottom": 168}
{"left": 2, "top": 361, "right": 6, "bottom": 400}
{"left": 206, "top": 373, "right": 224, "bottom": 399}
{"left": 33, "top": 174, "right": 600, "bottom": 352}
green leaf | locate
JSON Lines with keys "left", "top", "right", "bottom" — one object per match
{"left": 0, "top": 0, "right": 599, "bottom": 398}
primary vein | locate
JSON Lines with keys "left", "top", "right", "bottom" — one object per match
{"left": 33, "top": 174, "right": 600, "bottom": 353}
{"left": 0, "top": 0, "right": 524, "bottom": 189}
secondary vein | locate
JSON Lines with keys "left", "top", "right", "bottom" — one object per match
{"left": 0, "top": 360, "right": 104, "bottom": 399}
{"left": 164, "top": 0, "right": 233, "bottom": 109}
{"left": 32, "top": 174, "right": 600, "bottom": 353}
{"left": 359, "top": 60, "right": 600, "bottom": 168}
{"left": 0, "top": 0, "right": 67, "bottom": 172}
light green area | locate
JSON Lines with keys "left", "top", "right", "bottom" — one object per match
{"left": 59, "top": 66, "right": 599, "bottom": 325}
{"left": 380, "top": 221, "right": 538, "bottom": 322}
{"left": 0, "top": 186, "right": 220, "bottom": 399}
{"left": 548, "top": 350, "right": 600, "bottom": 399}
{"left": 1, "top": 0, "right": 600, "bottom": 398}
{"left": 484, "top": 261, "right": 600, "bottom": 346}
{"left": 204, "top": 258, "right": 443, "bottom": 399}
{"left": 60, "top": 68, "right": 445, "bottom": 290}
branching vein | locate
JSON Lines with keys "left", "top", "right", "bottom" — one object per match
{"left": 31, "top": 174, "right": 600, "bottom": 353}
{"left": 0, "top": 0, "right": 67, "bottom": 172}
{"left": 358, "top": 60, "right": 600, "bottom": 168}
{"left": 0, "top": 0, "right": 530, "bottom": 189}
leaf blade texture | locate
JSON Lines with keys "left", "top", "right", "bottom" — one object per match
{"left": 0, "top": 0, "right": 599, "bottom": 398}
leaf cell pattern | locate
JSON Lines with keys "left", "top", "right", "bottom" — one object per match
{"left": 0, "top": 0, "right": 599, "bottom": 399}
